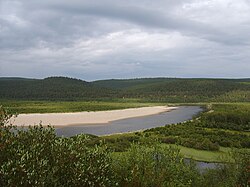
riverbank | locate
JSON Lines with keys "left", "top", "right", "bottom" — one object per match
{"left": 1, "top": 100, "right": 160, "bottom": 114}
{"left": 11, "top": 106, "right": 177, "bottom": 127}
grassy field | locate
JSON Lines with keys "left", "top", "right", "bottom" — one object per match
{"left": 111, "top": 143, "right": 237, "bottom": 163}
{"left": 0, "top": 100, "right": 161, "bottom": 114}
{"left": 165, "top": 145, "right": 249, "bottom": 163}
{"left": 178, "top": 145, "right": 232, "bottom": 162}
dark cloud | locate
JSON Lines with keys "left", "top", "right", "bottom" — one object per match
{"left": 0, "top": 0, "right": 250, "bottom": 80}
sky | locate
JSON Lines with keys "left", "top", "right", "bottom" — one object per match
{"left": 0, "top": 0, "right": 250, "bottom": 80}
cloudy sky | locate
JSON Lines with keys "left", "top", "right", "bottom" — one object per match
{"left": 0, "top": 0, "right": 250, "bottom": 80}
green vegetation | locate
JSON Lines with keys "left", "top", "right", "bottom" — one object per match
{"left": 1, "top": 107, "right": 249, "bottom": 187}
{"left": 111, "top": 144, "right": 199, "bottom": 187}
{"left": 0, "top": 107, "right": 114, "bottom": 186}
{"left": 0, "top": 100, "right": 157, "bottom": 114}
{"left": 199, "top": 103, "right": 250, "bottom": 131}
{"left": 1, "top": 76, "right": 250, "bottom": 102}
{"left": 0, "top": 77, "right": 116, "bottom": 101}
{"left": 145, "top": 121, "right": 249, "bottom": 150}
{"left": 79, "top": 103, "right": 250, "bottom": 163}
{"left": 178, "top": 146, "right": 232, "bottom": 163}
{"left": 112, "top": 143, "right": 233, "bottom": 163}
{"left": 91, "top": 131, "right": 248, "bottom": 163}
{"left": 93, "top": 78, "right": 250, "bottom": 102}
{"left": 145, "top": 103, "right": 250, "bottom": 150}
{"left": 1, "top": 76, "right": 250, "bottom": 186}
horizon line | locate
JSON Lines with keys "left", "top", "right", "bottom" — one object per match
{"left": 0, "top": 76, "right": 250, "bottom": 82}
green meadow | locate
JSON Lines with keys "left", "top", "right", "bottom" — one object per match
{"left": 0, "top": 100, "right": 159, "bottom": 114}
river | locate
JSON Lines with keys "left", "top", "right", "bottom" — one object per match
{"left": 56, "top": 106, "right": 203, "bottom": 137}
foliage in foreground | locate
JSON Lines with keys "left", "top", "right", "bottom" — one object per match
{"left": 112, "top": 144, "right": 199, "bottom": 187}
{"left": 0, "top": 106, "right": 249, "bottom": 186}
{"left": 0, "top": 107, "right": 114, "bottom": 187}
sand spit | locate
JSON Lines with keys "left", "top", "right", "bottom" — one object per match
{"left": 11, "top": 106, "right": 177, "bottom": 127}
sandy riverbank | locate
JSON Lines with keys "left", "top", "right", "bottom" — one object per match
{"left": 11, "top": 106, "right": 177, "bottom": 127}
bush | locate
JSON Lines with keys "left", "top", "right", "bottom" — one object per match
{"left": 112, "top": 143, "right": 200, "bottom": 187}
{"left": 0, "top": 106, "right": 115, "bottom": 187}
{"left": 161, "top": 136, "right": 178, "bottom": 144}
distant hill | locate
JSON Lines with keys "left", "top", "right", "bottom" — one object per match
{"left": 93, "top": 78, "right": 250, "bottom": 102}
{"left": 1, "top": 77, "right": 250, "bottom": 102}
{"left": 0, "top": 76, "right": 116, "bottom": 100}
{"left": 93, "top": 78, "right": 250, "bottom": 89}
{"left": 92, "top": 78, "right": 175, "bottom": 89}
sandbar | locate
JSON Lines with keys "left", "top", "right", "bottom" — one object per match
{"left": 10, "top": 106, "right": 177, "bottom": 127}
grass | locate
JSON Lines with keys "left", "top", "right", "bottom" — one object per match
{"left": 0, "top": 100, "right": 162, "bottom": 114}
{"left": 177, "top": 145, "right": 250, "bottom": 163}
{"left": 177, "top": 145, "right": 232, "bottom": 163}
{"left": 204, "top": 127, "right": 250, "bottom": 136}
{"left": 112, "top": 142, "right": 250, "bottom": 163}
{"left": 111, "top": 143, "right": 235, "bottom": 163}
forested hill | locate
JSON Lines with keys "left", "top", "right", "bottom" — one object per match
{"left": 93, "top": 78, "right": 250, "bottom": 89}
{"left": 0, "top": 77, "right": 116, "bottom": 100}
{"left": 1, "top": 77, "right": 250, "bottom": 102}
{"left": 93, "top": 78, "right": 250, "bottom": 102}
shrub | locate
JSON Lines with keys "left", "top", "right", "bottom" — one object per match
{"left": 112, "top": 143, "right": 200, "bottom": 187}
{"left": 0, "top": 106, "right": 115, "bottom": 187}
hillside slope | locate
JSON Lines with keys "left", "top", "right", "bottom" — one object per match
{"left": 1, "top": 77, "right": 250, "bottom": 102}
{"left": 94, "top": 78, "right": 250, "bottom": 102}
{"left": 0, "top": 77, "right": 116, "bottom": 100}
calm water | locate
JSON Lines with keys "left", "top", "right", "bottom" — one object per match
{"left": 184, "top": 159, "right": 223, "bottom": 172}
{"left": 56, "top": 106, "right": 203, "bottom": 137}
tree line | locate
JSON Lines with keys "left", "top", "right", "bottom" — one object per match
{"left": 1, "top": 77, "right": 250, "bottom": 102}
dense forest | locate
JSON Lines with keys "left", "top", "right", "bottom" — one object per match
{"left": 93, "top": 78, "right": 250, "bottom": 102}
{"left": 1, "top": 76, "right": 250, "bottom": 102}
{"left": 0, "top": 77, "right": 116, "bottom": 100}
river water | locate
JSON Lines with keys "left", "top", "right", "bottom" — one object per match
{"left": 56, "top": 106, "right": 203, "bottom": 137}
